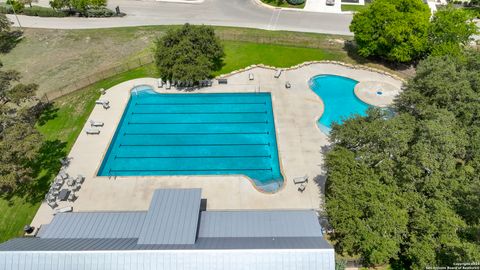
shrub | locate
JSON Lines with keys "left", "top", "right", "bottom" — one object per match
{"left": 286, "top": 0, "right": 305, "bottom": 5}
{"left": 84, "top": 7, "right": 115, "bottom": 17}
{"left": 22, "top": 6, "right": 67, "bottom": 17}
{"left": 6, "top": 0, "right": 24, "bottom": 12}
{"left": 0, "top": 4, "right": 13, "bottom": 14}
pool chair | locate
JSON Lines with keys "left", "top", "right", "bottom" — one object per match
{"left": 58, "top": 171, "right": 69, "bottom": 180}
{"left": 76, "top": 174, "right": 85, "bottom": 184}
{"left": 326, "top": 0, "right": 335, "bottom": 5}
{"left": 249, "top": 73, "right": 254, "bottom": 81}
{"left": 59, "top": 157, "right": 71, "bottom": 167}
{"left": 47, "top": 201, "right": 58, "bottom": 209}
{"left": 293, "top": 175, "right": 308, "bottom": 184}
{"left": 102, "top": 103, "right": 110, "bottom": 110}
{"left": 166, "top": 80, "right": 171, "bottom": 90}
{"left": 73, "top": 183, "right": 81, "bottom": 191}
{"left": 274, "top": 69, "right": 282, "bottom": 78}
{"left": 85, "top": 128, "right": 100, "bottom": 135}
{"left": 298, "top": 182, "right": 307, "bottom": 192}
{"left": 157, "top": 78, "right": 163, "bottom": 88}
{"left": 90, "top": 120, "right": 104, "bottom": 127}
{"left": 95, "top": 99, "right": 109, "bottom": 105}
{"left": 54, "top": 206, "right": 73, "bottom": 215}
{"left": 68, "top": 192, "right": 77, "bottom": 202}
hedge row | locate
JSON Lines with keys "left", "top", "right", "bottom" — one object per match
{"left": 0, "top": 4, "right": 120, "bottom": 18}
{"left": 286, "top": 0, "right": 305, "bottom": 5}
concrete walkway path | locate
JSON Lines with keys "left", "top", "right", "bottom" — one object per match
{"left": 8, "top": 0, "right": 353, "bottom": 35}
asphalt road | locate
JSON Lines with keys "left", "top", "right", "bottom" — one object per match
{"left": 8, "top": 0, "right": 353, "bottom": 35}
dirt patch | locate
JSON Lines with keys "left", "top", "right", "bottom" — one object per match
{"left": 2, "top": 27, "right": 166, "bottom": 96}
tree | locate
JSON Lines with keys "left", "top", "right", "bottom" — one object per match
{"left": 349, "top": 0, "right": 431, "bottom": 63}
{"left": 0, "top": 62, "right": 42, "bottom": 192}
{"left": 154, "top": 24, "right": 224, "bottom": 84}
{"left": 325, "top": 52, "right": 480, "bottom": 269}
{"left": 0, "top": 14, "right": 22, "bottom": 54}
{"left": 428, "top": 5, "right": 478, "bottom": 57}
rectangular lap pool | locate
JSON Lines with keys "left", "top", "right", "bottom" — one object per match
{"left": 98, "top": 86, "right": 284, "bottom": 192}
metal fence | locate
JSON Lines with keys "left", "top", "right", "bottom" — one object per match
{"left": 41, "top": 54, "right": 155, "bottom": 102}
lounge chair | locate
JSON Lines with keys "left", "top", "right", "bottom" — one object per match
{"left": 68, "top": 192, "right": 77, "bottom": 202}
{"left": 85, "top": 128, "right": 100, "bottom": 135}
{"left": 274, "top": 70, "right": 282, "bottom": 78}
{"left": 47, "top": 201, "right": 58, "bottom": 209}
{"left": 95, "top": 99, "right": 109, "bottom": 105}
{"left": 90, "top": 120, "right": 104, "bottom": 127}
{"left": 76, "top": 174, "right": 85, "bottom": 184}
{"left": 166, "top": 80, "right": 171, "bottom": 90}
{"left": 249, "top": 73, "right": 254, "bottom": 81}
{"left": 157, "top": 78, "right": 163, "bottom": 88}
{"left": 293, "top": 175, "right": 308, "bottom": 184}
{"left": 59, "top": 157, "right": 70, "bottom": 167}
{"left": 46, "top": 194, "right": 56, "bottom": 202}
{"left": 298, "top": 182, "right": 307, "bottom": 192}
{"left": 73, "top": 183, "right": 81, "bottom": 191}
{"left": 326, "top": 0, "right": 334, "bottom": 5}
{"left": 54, "top": 206, "right": 73, "bottom": 215}
{"left": 102, "top": 103, "right": 110, "bottom": 110}
{"left": 67, "top": 178, "right": 76, "bottom": 187}
{"left": 58, "top": 171, "right": 69, "bottom": 180}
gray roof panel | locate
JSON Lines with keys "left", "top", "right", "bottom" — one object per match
{"left": 38, "top": 212, "right": 147, "bottom": 239}
{"left": 137, "top": 189, "right": 201, "bottom": 245}
{"left": 198, "top": 210, "right": 323, "bottom": 238}
{"left": 0, "top": 249, "right": 335, "bottom": 270}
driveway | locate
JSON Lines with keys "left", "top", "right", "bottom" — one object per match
{"left": 8, "top": 0, "right": 353, "bottom": 35}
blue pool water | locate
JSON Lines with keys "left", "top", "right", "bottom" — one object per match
{"left": 309, "top": 75, "right": 370, "bottom": 133}
{"left": 98, "top": 86, "right": 283, "bottom": 192}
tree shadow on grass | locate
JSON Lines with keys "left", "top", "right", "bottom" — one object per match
{"left": 37, "top": 103, "right": 59, "bottom": 126}
{"left": 5, "top": 140, "right": 68, "bottom": 204}
{"left": 343, "top": 40, "right": 414, "bottom": 75}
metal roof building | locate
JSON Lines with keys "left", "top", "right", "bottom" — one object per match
{"left": 0, "top": 188, "right": 335, "bottom": 270}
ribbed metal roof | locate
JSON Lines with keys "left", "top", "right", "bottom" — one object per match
{"left": 0, "top": 249, "right": 335, "bottom": 270}
{"left": 38, "top": 212, "right": 147, "bottom": 239}
{"left": 198, "top": 210, "right": 323, "bottom": 238}
{"left": 0, "top": 236, "right": 331, "bottom": 251}
{"left": 137, "top": 188, "right": 201, "bottom": 245}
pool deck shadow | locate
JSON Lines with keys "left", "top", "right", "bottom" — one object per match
{"left": 30, "top": 63, "right": 402, "bottom": 230}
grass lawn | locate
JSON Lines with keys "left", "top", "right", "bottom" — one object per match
{"left": 260, "top": 0, "right": 305, "bottom": 9}
{"left": 217, "top": 41, "right": 344, "bottom": 75}
{"left": 341, "top": 4, "right": 369, "bottom": 12}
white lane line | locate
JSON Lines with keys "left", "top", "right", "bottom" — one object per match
{"left": 271, "top": 9, "right": 282, "bottom": 31}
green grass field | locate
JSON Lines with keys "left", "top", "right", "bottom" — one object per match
{"left": 341, "top": 4, "right": 369, "bottom": 12}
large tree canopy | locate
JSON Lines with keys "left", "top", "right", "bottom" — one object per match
{"left": 349, "top": 0, "right": 431, "bottom": 63}
{"left": 0, "top": 14, "right": 22, "bottom": 54}
{"left": 325, "top": 52, "right": 480, "bottom": 269}
{"left": 428, "top": 5, "right": 478, "bottom": 57}
{"left": 154, "top": 24, "right": 224, "bottom": 84}
{"left": 0, "top": 62, "right": 42, "bottom": 192}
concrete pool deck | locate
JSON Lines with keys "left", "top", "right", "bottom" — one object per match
{"left": 29, "top": 62, "right": 403, "bottom": 230}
